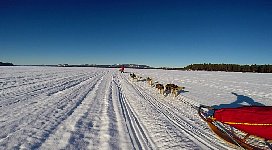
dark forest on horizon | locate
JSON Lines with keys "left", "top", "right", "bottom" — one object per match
{"left": 0, "top": 62, "right": 14, "bottom": 66}
{"left": 182, "top": 63, "right": 272, "bottom": 73}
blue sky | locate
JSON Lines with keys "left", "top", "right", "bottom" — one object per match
{"left": 1, "top": 0, "right": 272, "bottom": 67}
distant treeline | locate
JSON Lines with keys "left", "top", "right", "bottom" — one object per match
{"left": 0, "top": 62, "right": 14, "bottom": 66}
{"left": 184, "top": 63, "right": 272, "bottom": 73}
{"left": 57, "top": 64, "right": 154, "bottom": 69}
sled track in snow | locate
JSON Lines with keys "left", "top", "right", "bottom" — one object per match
{"left": 42, "top": 71, "right": 139, "bottom": 150}
{"left": 114, "top": 75, "right": 155, "bottom": 150}
{"left": 121, "top": 74, "right": 231, "bottom": 150}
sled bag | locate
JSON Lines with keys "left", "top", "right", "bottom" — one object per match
{"left": 214, "top": 106, "right": 272, "bottom": 140}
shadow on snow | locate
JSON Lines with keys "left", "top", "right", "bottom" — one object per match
{"left": 212, "top": 92, "right": 265, "bottom": 109}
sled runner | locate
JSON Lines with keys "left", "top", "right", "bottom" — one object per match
{"left": 198, "top": 105, "right": 272, "bottom": 150}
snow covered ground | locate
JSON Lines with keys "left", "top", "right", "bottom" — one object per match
{"left": 0, "top": 66, "right": 271, "bottom": 150}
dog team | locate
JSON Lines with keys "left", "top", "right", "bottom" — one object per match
{"left": 129, "top": 73, "right": 144, "bottom": 82}
{"left": 129, "top": 73, "right": 185, "bottom": 97}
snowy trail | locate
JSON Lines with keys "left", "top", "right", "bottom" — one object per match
{"left": 1, "top": 67, "right": 271, "bottom": 149}
{"left": 118, "top": 73, "right": 232, "bottom": 150}
{"left": 114, "top": 75, "right": 156, "bottom": 150}
{"left": 40, "top": 71, "right": 105, "bottom": 149}
{"left": 41, "top": 71, "right": 134, "bottom": 150}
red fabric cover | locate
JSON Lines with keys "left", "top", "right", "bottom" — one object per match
{"left": 214, "top": 106, "right": 272, "bottom": 140}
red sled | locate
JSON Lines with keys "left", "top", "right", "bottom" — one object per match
{"left": 198, "top": 105, "right": 272, "bottom": 150}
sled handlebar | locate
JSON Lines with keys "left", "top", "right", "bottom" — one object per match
{"left": 198, "top": 105, "right": 216, "bottom": 121}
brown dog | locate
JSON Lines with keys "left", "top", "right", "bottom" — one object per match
{"left": 172, "top": 86, "right": 185, "bottom": 97}
{"left": 155, "top": 84, "right": 164, "bottom": 95}
{"left": 165, "top": 84, "right": 175, "bottom": 92}
{"left": 165, "top": 84, "right": 185, "bottom": 97}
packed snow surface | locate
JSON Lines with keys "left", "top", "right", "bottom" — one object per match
{"left": 0, "top": 66, "right": 271, "bottom": 149}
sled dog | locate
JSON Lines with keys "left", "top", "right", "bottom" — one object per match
{"left": 130, "top": 73, "right": 137, "bottom": 81}
{"left": 164, "top": 84, "right": 185, "bottom": 97}
{"left": 172, "top": 86, "right": 185, "bottom": 97}
{"left": 155, "top": 84, "right": 164, "bottom": 95}
{"left": 146, "top": 77, "right": 152, "bottom": 86}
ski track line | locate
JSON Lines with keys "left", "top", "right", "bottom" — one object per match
{"left": 0, "top": 71, "right": 106, "bottom": 149}
{"left": 121, "top": 73, "right": 233, "bottom": 150}
{"left": 115, "top": 74, "right": 156, "bottom": 150}
{"left": 121, "top": 76, "right": 202, "bottom": 149}
{"left": 112, "top": 75, "right": 137, "bottom": 150}
{"left": 42, "top": 71, "right": 132, "bottom": 150}
{"left": 138, "top": 81, "right": 233, "bottom": 149}
{"left": 113, "top": 77, "right": 140, "bottom": 149}
{"left": 83, "top": 73, "right": 112, "bottom": 150}
{"left": 86, "top": 72, "right": 134, "bottom": 150}
{"left": 96, "top": 74, "right": 112, "bottom": 150}
{"left": 122, "top": 77, "right": 174, "bottom": 149}
{"left": 134, "top": 87, "right": 220, "bottom": 149}
{"left": 86, "top": 73, "right": 113, "bottom": 150}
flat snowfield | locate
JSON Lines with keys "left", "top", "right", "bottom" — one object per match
{"left": 0, "top": 67, "right": 271, "bottom": 150}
